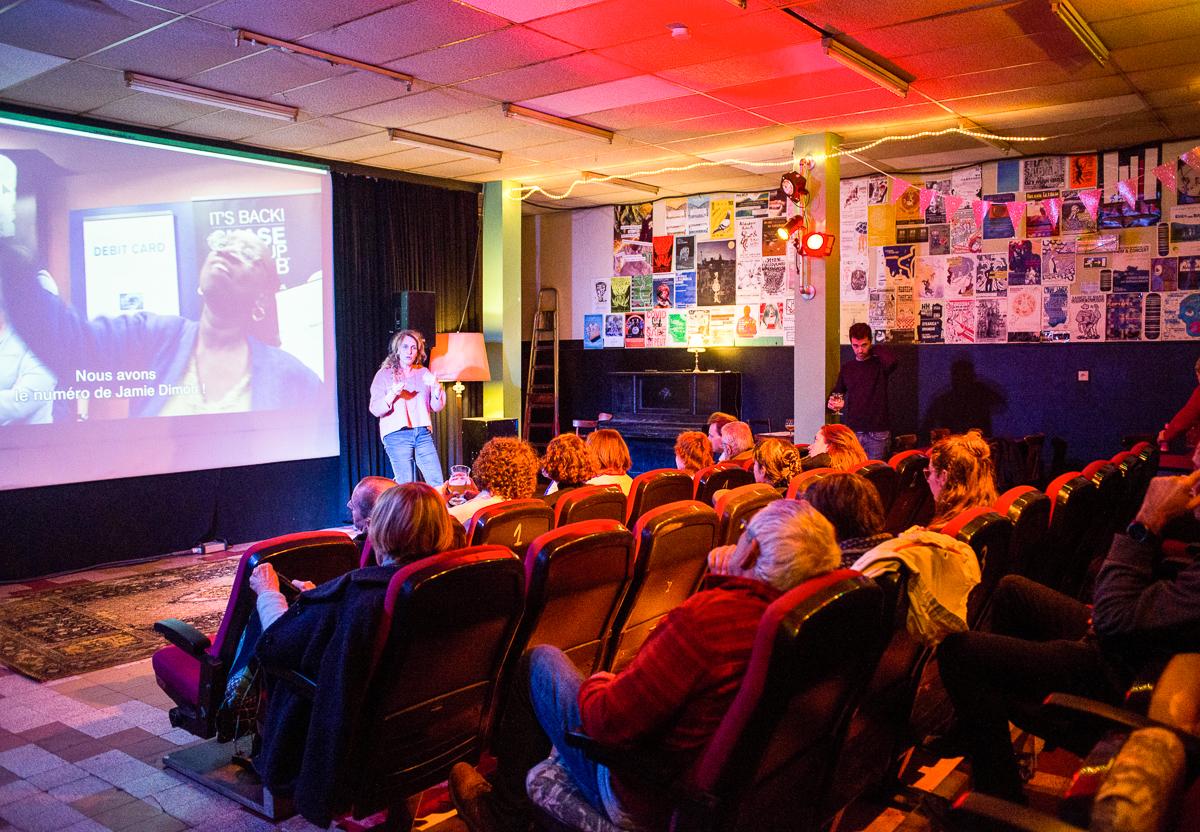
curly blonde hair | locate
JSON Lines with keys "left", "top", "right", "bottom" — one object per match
{"left": 753, "top": 438, "right": 803, "bottom": 488}
{"left": 472, "top": 436, "right": 539, "bottom": 500}
{"left": 928, "top": 430, "right": 998, "bottom": 527}
{"left": 674, "top": 431, "right": 714, "bottom": 474}
{"left": 818, "top": 424, "right": 869, "bottom": 470}
{"left": 586, "top": 429, "right": 631, "bottom": 476}
{"left": 542, "top": 433, "right": 598, "bottom": 487}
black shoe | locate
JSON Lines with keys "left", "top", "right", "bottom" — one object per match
{"left": 449, "top": 763, "right": 502, "bottom": 832}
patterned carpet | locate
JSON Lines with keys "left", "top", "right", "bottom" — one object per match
{"left": 0, "top": 558, "right": 240, "bottom": 681}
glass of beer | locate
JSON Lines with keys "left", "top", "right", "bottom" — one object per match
{"left": 828, "top": 392, "right": 845, "bottom": 413}
{"left": 445, "top": 465, "right": 473, "bottom": 506}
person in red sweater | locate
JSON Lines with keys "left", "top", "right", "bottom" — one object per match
{"left": 1158, "top": 357, "right": 1200, "bottom": 449}
{"left": 450, "top": 500, "right": 841, "bottom": 832}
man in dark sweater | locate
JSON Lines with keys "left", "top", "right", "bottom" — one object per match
{"left": 938, "top": 469, "right": 1200, "bottom": 802}
{"left": 828, "top": 323, "right": 897, "bottom": 461}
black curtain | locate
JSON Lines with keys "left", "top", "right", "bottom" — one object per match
{"left": 333, "top": 172, "right": 482, "bottom": 497}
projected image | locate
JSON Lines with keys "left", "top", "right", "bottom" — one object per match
{"left": 0, "top": 115, "right": 337, "bottom": 490}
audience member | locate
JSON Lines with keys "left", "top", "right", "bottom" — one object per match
{"left": 451, "top": 500, "right": 841, "bottom": 831}
{"left": 803, "top": 472, "right": 893, "bottom": 566}
{"left": 706, "top": 411, "right": 737, "bottom": 458}
{"left": 925, "top": 429, "right": 998, "bottom": 529}
{"left": 938, "top": 471, "right": 1200, "bottom": 803}
{"left": 752, "top": 437, "right": 803, "bottom": 490}
{"left": 449, "top": 436, "right": 540, "bottom": 525}
{"left": 674, "top": 430, "right": 713, "bottom": 475}
{"left": 803, "top": 423, "right": 869, "bottom": 471}
{"left": 540, "top": 433, "right": 598, "bottom": 509}
{"left": 253, "top": 483, "right": 457, "bottom": 826}
{"left": 719, "top": 420, "right": 754, "bottom": 462}
{"left": 586, "top": 428, "right": 633, "bottom": 494}
{"left": 346, "top": 475, "right": 396, "bottom": 551}
{"left": 1157, "top": 356, "right": 1200, "bottom": 450}
{"left": 828, "top": 322, "right": 897, "bottom": 461}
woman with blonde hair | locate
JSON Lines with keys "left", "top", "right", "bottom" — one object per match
{"left": 449, "top": 436, "right": 540, "bottom": 524}
{"left": 753, "top": 437, "right": 804, "bottom": 491}
{"left": 803, "top": 423, "right": 869, "bottom": 471}
{"left": 674, "top": 430, "right": 714, "bottom": 475}
{"left": 369, "top": 329, "right": 447, "bottom": 486}
{"left": 586, "top": 428, "right": 634, "bottom": 494}
{"left": 926, "top": 429, "right": 998, "bottom": 529}
{"left": 540, "top": 433, "right": 599, "bottom": 508}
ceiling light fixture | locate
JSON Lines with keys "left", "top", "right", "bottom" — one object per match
{"left": 666, "top": 22, "right": 690, "bottom": 39}
{"left": 388, "top": 128, "right": 502, "bottom": 162}
{"left": 503, "top": 103, "right": 614, "bottom": 143}
{"left": 581, "top": 171, "right": 658, "bottom": 195}
{"left": 124, "top": 72, "right": 299, "bottom": 121}
{"left": 1050, "top": 0, "right": 1109, "bottom": 65}
{"left": 821, "top": 38, "right": 909, "bottom": 97}
{"left": 236, "top": 30, "right": 414, "bottom": 89}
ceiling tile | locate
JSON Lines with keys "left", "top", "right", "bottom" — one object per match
{"left": 243, "top": 116, "right": 377, "bottom": 151}
{"left": 656, "top": 41, "right": 826, "bottom": 91}
{"left": 901, "top": 30, "right": 1092, "bottom": 81}
{"left": 0, "top": 0, "right": 175, "bottom": 60}
{"left": 781, "top": 103, "right": 948, "bottom": 134}
{"left": 1125, "top": 62, "right": 1200, "bottom": 96}
{"left": 164, "top": 107, "right": 298, "bottom": 141}
{"left": 195, "top": 0, "right": 407, "bottom": 40}
{"left": 403, "top": 106, "right": 512, "bottom": 140}
{"left": 1145, "top": 87, "right": 1200, "bottom": 109}
{"left": 0, "top": 61, "right": 132, "bottom": 113}
{"left": 620, "top": 111, "right": 778, "bottom": 144}
{"left": 752, "top": 87, "right": 919, "bottom": 123}
{"left": 392, "top": 27, "right": 578, "bottom": 86}
{"left": 852, "top": 5, "right": 1063, "bottom": 61}
{"left": 578, "top": 95, "right": 734, "bottom": 131}
{"left": 336, "top": 88, "right": 495, "bottom": 127}
{"left": 966, "top": 93, "right": 1148, "bottom": 131}
{"left": 521, "top": 75, "right": 692, "bottom": 116}
{"left": 86, "top": 90, "right": 218, "bottom": 127}
{"left": 1091, "top": 5, "right": 1200, "bottom": 50}
{"left": 0, "top": 44, "right": 68, "bottom": 91}
{"left": 450, "top": 0, "right": 608, "bottom": 24}
{"left": 270, "top": 72, "right": 422, "bottom": 116}
{"left": 299, "top": 0, "right": 508, "bottom": 65}
{"left": 800, "top": 0, "right": 1003, "bottom": 34}
{"left": 302, "top": 130, "right": 397, "bottom": 160}
{"left": 524, "top": 0, "right": 752, "bottom": 50}
{"left": 86, "top": 17, "right": 265, "bottom": 79}
{"left": 913, "top": 60, "right": 1114, "bottom": 100}
{"left": 357, "top": 145, "right": 486, "bottom": 169}
{"left": 439, "top": 126, "right": 555, "bottom": 151}
{"left": 947, "top": 76, "right": 1134, "bottom": 116}
{"left": 187, "top": 49, "right": 347, "bottom": 99}
{"left": 706, "top": 69, "right": 875, "bottom": 109}
{"left": 455, "top": 52, "right": 638, "bottom": 100}
{"left": 1112, "top": 36, "right": 1200, "bottom": 73}
{"left": 404, "top": 157, "right": 507, "bottom": 178}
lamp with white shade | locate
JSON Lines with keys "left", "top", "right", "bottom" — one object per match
{"left": 429, "top": 332, "right": 492, "bottom": 466}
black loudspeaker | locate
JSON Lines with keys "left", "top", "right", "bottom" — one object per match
{"left": 462, "top": 417, "right": 519, "bottom": 467}
{"left": 392, "top": 291, "right": 437, "bottom": 350}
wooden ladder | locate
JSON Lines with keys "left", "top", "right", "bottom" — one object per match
{"left": 522, "top": 287, "right": 559, "bottom": 451}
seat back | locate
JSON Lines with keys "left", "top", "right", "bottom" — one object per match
{"left": 467, "top": 499, "right": 554, "bottom": 555}
{"left": 885, "top": 451, "right": 933, "bottom": 534}
{"left": 1021, "top": 433, "right": 1045, "bottom": 486}
{"left": 941, "top": 507, "right": 1013, "bottom": 628}
{"left": 1031, "top": 473, "right": 1099, "bottom": 594}
{"left": 625, "top": 468, "right": 695, "bottom": 526}
{"left": 349, "top": 546, "right": 525, "bottom": 815}
{"left": 680, "top": 571, "right": 887, "bottom": 832}
{"left": 516, "top": 521, "right": 636, "bottom": 675}
{"left": 1110, "top": 450, "right": 1140, "bottom": 527}
{"left": 785, "top": 467, "right": 836, "bottom": 500}
{"left": 714, "top": 484, "right": 781, "bottom": 547}
{"left": 693, "top": 462, "right": 755, "bottom": 506}
{"left": 1078, "top": 461, "right": 1126, "bottom": 592}
{"left": 851, "top": 461, "right": 900, "bottom": 513}
{"left": 553, "top": 485, "right": 625, "bottom": 527}
{"left": 994, "top": 486, "right": 1050, "bottom": 579}
{"left": 605, "top": 501, "right": 718, "bottom": 671}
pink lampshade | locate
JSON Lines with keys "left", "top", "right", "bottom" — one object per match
{"left": 429, "top": 332, "right": 491, "bottom": 382}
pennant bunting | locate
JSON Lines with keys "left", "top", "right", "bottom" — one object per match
{"left": 918, "top": 188, "right": 936, "bottom": 216}
{"left": 1005, "top": 200, "right": 1027, "bottom": 231}
{"left": 1116, "top": 176, "right": 1138, "bottom": 211}
{"left": 1078, "top": 188, "right": 1102, "bottom": 222}
{"left": 1153, "top": 162, "right": 1177, "bottom": 192}
{"left": 973, "top": 199, "right": 989, "bottom": 230}
{"left": 1182, "top": 147, "right": 1200, "bottom": 171}
{"left": 891, "top": 178, "right": 912, "bottom": 204}
{"left": 1043, "top": 196, "right": 1063, "bottom": 228}
{"left": 943, "top": 193, "right": 964, "bottom": 216}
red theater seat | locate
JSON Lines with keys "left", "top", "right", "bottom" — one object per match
{"left": 714, "top": 483, "right": 781, "bottom": 547}
{"left": 994, "top": 486, "right": 1051, "bottom": 579}
{"left": 942, "top": 506, "right": 1013, "bottom": 628}
{"left": 467, "top": 498, "right": 553, "bottom": 555}
{"left": 624, "top": 468, "right": 694, "bottom": 526}
{"left": 885, "top": 451, "right": 934, "bottom": 534}
{"left": 786, "top": 467, "right": 836, "bottom": 500}
{"left": 693, "top": 462, "right": 755, "bottom": 506}
{"left": 553, "top": 485, "right": 625, "bottom": 527}
{"left": 852, "top": 460, "right": 900, "bottom": 513}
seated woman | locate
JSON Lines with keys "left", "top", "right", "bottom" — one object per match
{"left": 449, "top": 436, "right": 540, "bottom": 525}
{"left": 802, "top": 472, "right": 892, "bottom": 566}
{"left": 924, "top": 429, "right": 999, "bottom": 530}
{"left": 802, "top": 423, "right": 869, "bottom": 471}
{"left": 252, "top": 482, "right": 457, "bottom": 825}
{"left": 753, "top": 437, "right": 804, "bottom": 491}
{"left": 586, "top": 428, "right": 634, "bottom": 494}
{"left": 674, "top": 430, "right": 713, "bottom": 476}
{"left": 540, "top": 433, "right": 598, "bottom": 509}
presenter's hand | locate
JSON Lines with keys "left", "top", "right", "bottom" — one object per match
{"left": 250, "top": 563, "right": 281, "bottom": 596}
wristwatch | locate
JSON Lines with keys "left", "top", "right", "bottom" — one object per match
{"left": 1125, "top": 521, "right": 1158, "bottom": 546}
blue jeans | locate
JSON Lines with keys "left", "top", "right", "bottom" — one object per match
{"left": 382, "top": 426, "right": 444, "bottom": 486}
{"left": 856, "top": 430, "right": 891, "bottom": 462}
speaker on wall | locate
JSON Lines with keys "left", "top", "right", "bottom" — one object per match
{"left": 392, "top": 290, "right": 437, "bottom": 350}
{"left": 461, "top": 417, "right": 518, "bottom": 467}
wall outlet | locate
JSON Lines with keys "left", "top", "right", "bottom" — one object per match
{"left": 1077, "top": 370, "right": 1089, "bottom": 382}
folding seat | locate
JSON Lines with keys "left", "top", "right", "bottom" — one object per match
{"left": 466, "top": 498, "right": 553, "bottom": 555}
{"left": 1073, "top": 460, "right": 1126, "bottom": 597}
{"left": 624, "top": 468, "right": 694, "bottom": 526}
{"left": 884, "top": 451, "right": 934, "bottom": 533}
{"left": 785, "top": 467, "right": 836, "bottom": 500}
{"left": 1021, "top": 432, "right": 1046, "bottom": 486}
{"left": 714, "top": 483, "right": 781, "bottom": 547}
{"left": 527, "top": 571, "right": 889, "bottom": 832}
{"left": 1110, "top": 450, "right": 1140, "bottom": 527}
{"left": 851, "top": 460, "right": 900, "bottom": 513}
{"left": 1027, "top": 473, "right": 1098, "bottom": 595}
{"left": 994, "top": 486, "right": 1051, "bottom": 579}
{"left": 552, "top": 485, "right": 625, "bottom": 526}
{"left": 941, "top": 506, "right": 1013, "bottom": 628}
{"left": 605, "top": 501, "right": 718, "bottom": 671}
{"left": 151, "top": 530, "right": 359, "bottom": 740}
{"left": 693, "top": 461, "right": 755, "bottom": 506}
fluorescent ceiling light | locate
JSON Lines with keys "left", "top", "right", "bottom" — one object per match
{"left": 388, "top": 128, "right": 502, "bottom": 162}
{"left": 124, "top": 72, "right": 298, "bottom": 121}
{"left": 821, "top": 38, "right": 909, "bottom": 98}
{"left": 1050, "top": 0, "right": 1109, "bottom": 65}
{"left": 502, "top": 103, "right": 614, "bottom": 143}
{"left": 581, "top": 171, "right": 658, "bottom": 195}
{"left": 236, "top": 30, "right": 414, "bottom": 89}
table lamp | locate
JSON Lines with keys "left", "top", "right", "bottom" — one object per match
{"left": 687, "top": 333, "right": 707, "bottom": 372}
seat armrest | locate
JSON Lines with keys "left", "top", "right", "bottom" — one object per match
{"left": 564, "top": 730, "right": 716, "bottom": 813}
{"left": 1042, "top": 694, "right": 1200, "bottom": 768}
{"left": 949, "top": 792, "right": 1085, "bottom": 832}
{"left": 153, "top": 618, "right": 212, "bottom": 657}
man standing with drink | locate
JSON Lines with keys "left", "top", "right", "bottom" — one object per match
{"left": 827, "top": 323, "right": 897, "bottom": 461}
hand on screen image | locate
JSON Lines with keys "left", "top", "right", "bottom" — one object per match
{"left": 0, "top": 302, "right": 57, "bottom": 425}
{"left": 0, "top": 234, "right": 321, "bottom": 419}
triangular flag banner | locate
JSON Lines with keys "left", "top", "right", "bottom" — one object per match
{"left": 1006, "top": 200, "right": 1027, "bottom": 231}
{"left": 1079, "top": 188, "right": 1102, "bottom": 222}
{"left": 973, "top": 200, "right": 989, "bottom": 230}
{"left": 1181, "top": 147, "right": 1200, "bottom": 170}
{"left": 1117, "top": 176, "right": 1139, "bottom": 211}
{"left": 1043, "top": 196, "right": 1063, "bottom": 228}
{"left": 891, "top": 178, "right": 912, "bottom": 204}
{"left": 919, "top": 187, "right": 936, "bottom": 216}
{"left": 1153, "top": 162, "right": 1177, "bottom": 192}
{"left": 943, "top": 193, "right": 964, "bottom": 216}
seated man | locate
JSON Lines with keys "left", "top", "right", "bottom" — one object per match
{"left": 450, "top": 500, "right": 841, "bottom": 831}
{"left": 347, "top": 475, "right": 396, "bottom": 553}
{"left": 706, "top": 411, "right": 737, "bottom": 459}
{"left": 938, "top": 470, "right": 1200, "bottom": 803}
{"left": 718, "top": 420, "right": 754, "bottom": 463}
